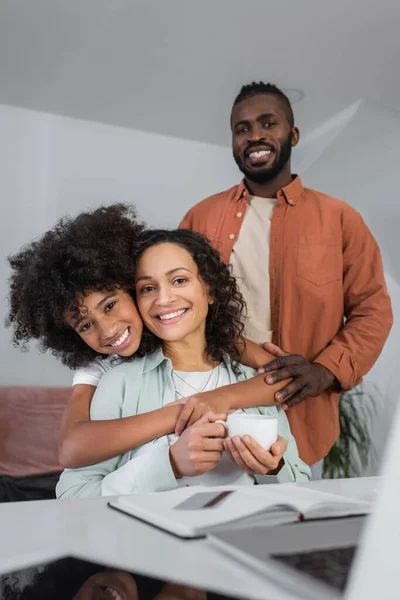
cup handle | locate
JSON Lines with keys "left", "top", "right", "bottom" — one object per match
{"left": 215, "top": 419, "right": 228, "bottom": 428}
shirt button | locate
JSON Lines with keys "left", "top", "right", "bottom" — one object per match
{"left": 236, "top": 212, "right": 243, "bottom": 218}
{"left": 229, "top": 234, "right": 235, "bottom": 240}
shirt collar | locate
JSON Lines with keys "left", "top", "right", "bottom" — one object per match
{"left": 278, "top": 175, "right": 304, "bottom": 206}
{"left": 234, "top": 180, "right": 248, "bottom": 203}
{"left": 142, "top": 347, "right": 170, "bottom": 374}
{"left": 236, "top": 174, "right": 304, "bottom": 206}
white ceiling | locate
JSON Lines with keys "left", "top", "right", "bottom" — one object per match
{"left": 1, "top": 0, "right": 399, "bottom": 146}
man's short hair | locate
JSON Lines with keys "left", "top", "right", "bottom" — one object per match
{"left": 231, "top": 81, "right": 294, "bottom": 127}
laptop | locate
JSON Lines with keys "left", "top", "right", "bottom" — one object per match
{"left": 209, "top": 402, "right": 400, "bottom": 600}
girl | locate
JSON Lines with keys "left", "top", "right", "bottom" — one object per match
{"left": 56, "top": 228, "right": 310, "bottom": 498}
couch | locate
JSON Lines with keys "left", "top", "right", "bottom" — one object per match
{"left": 0, "top": 387, "right": 71, "bottom": 502}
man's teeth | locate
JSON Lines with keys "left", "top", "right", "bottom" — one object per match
{"left": 105, "top": 587, "right": 124, "bottom": 600}
{"left": 110, "top": 328, "right": 129, "bottom": 347}
{"left": 158, "top": 309, "right": 186, "bottom": 321}
{"left": 249, "top": 150, "right": 271, "bottom": 158}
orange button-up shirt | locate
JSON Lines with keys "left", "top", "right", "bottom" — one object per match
{"left": 180, "top": 176, "right": 393, "bottom": 465}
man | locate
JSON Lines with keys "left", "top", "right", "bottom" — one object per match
{"left": 180, "top": 82, "right": 393, "bottom": 477}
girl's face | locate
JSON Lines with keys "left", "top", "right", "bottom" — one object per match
{"left": 73, "top": 570, "right": 138, "bottom": 600}
{"left": 135, "top": 243, "right": 212, "bottom": 345}
{"left": 65, "top": 288, "right": 143, "bottom": 357}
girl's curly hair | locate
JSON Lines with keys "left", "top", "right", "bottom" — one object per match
{"left": 6, "top": 204, "right": 145, "bottom": 369}
{"left": 135, "top": 229, "right": 246, "bottom": 367}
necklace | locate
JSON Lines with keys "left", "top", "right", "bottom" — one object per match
{"left": 172, "top": 365, "right": 220, "bottom": 397}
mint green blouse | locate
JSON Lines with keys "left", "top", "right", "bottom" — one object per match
{"left": 57, "top": 350, "right": 311, "bottom": 499}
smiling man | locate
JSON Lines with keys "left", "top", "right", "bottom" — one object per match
{"left": 180, "top": 81, "right": 393, "bottom": 477}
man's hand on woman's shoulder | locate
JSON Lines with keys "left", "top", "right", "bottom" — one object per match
{"left": 259, "top": 342, "right": 337, "bottom": 409}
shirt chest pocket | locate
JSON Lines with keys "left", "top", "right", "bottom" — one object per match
{"left": 297, "top": 235, "right": 342, "bottom": 287}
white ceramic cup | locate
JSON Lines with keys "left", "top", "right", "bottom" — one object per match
{"left": 218, "top": 413, "right": 278, "bottom": 451}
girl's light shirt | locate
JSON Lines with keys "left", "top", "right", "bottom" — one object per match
{"left": 58, "top": 351, "right": 310, "bottom": 499}
{"left": 72, "top": 355, "right": 122, "bottom": 388}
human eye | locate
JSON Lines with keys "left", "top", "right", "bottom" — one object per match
{"left": 104, "top": 301, "right": 117, "bottom": 313}
{"left": 236, "top": 125, "right": 248, "bottom": 134}
{"left": 140, "top": 285, "right": 155, "bottom": 294}
{"left": 173, "top": 277, "right": 188, "bottom": 285}
{"left": 264, "top": 120, "right": 275, "bottom": 128}
{"left": 79, "top": 321, "right": 92, "bottom": 333}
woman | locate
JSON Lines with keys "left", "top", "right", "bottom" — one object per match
{"left": 56, "top": 229, "right": 310, "bottom": 498}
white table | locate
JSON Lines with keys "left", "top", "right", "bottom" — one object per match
{"left": 0, "top": 477, "right": 378, "bottom": 600}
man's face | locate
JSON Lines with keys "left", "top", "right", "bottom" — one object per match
{"left": 231, "top": 94, "right": 299, "bottom": 184}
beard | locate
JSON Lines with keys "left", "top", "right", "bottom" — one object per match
{"left": 233, "top": 131, "right": 293, "bottom": 184}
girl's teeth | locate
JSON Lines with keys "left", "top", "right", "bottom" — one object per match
{"left": 111, "top": 328, "right": 129, "bottom": 347}
{"left": 159, "top": 309, "right": 186, "bottom": 321}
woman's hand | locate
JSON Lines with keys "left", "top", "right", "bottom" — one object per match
{"left": 169, "top": 412, "right": 227, "bottom": 478}
{"left": 223, "top": 435, "right": 287, "bottom": 475}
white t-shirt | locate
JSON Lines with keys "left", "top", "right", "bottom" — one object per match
{"left": 230, "top": 195, "right": 277, "bottom": 345}
{"left": 169, "top": 363, "right": 253, "bottom": 487}
{"left": 72, "top": 355, "right": 123, "bottom": 387}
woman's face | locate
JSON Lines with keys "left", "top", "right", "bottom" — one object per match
{"left": 65, "top": 288, "right": 143, "bottom": 357}
{"left": 135, "top": 242, "right": 212, "bottom": 345}
{"left": 73, "top": 569, "right": 138, "bottom": 599}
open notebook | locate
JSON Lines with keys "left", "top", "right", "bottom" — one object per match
{"left": 108, "top": 484, "right": 370, "bottom": 539}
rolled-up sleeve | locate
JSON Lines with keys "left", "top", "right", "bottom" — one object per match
{"left": 315, "top": 208, "right": 392, "bottom": 391}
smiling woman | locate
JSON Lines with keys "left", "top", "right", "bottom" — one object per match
{"left": 56, "top": 228, "right": 310, "bottom": 500}
{"left": 134, "top": 229, "right": 245, "bottom": 370}
{"left": 136, "top": 245, "right": 211, "bottom": 350}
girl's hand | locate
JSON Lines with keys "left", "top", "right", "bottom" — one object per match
{"left": 175, "top": 392, "right": 231, "bottom": 435}
{"left": 168, "top": 397, "right": 188, "bottom": 406}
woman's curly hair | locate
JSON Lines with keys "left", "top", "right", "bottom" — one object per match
{"left": 6, "top": 204, "right": 145, "bottom": 369}
{"left": 135, "top": 229, "right": 246, "bottom": 367}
